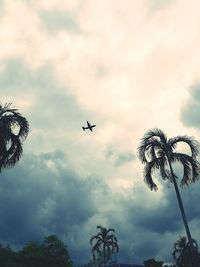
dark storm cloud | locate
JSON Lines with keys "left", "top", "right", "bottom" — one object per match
{"left": 102, "top": 186, "right": 171, "bottom": 263}
{"left": 102, "top": 168, "right": 200, "bottom": 264}
{"left": 181, "top": 83, "right": 200, "bottom": 128}
{"left": 0, "top": 149, "right": 200, "bottom": 264}
{"left": 127, "top": 195, "right": 181, "bottom": 234}
{"left": 0, "top": 150, "right": 109, "bottom": 262}
{"left": 40, "top": 10, "right": 80, "bottom": 33}
{"left": 175, "top": 181, "right": 200, "bottom": 222}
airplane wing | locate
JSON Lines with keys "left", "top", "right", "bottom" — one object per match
{"left": 87, "top": 121, "right": 91, "bottom": 127}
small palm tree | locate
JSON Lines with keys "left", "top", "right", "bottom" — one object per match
{"left": 90, "top": 225, "right": 119, "bottom": 266}
{"left": 138, "top": 128, "right": 200, "bottom": 266}
{"left": 0, "top": 103, "right": 29, "bottom": 172}
{"left": 172, "top": 236, "right": 200, "bottom": 267}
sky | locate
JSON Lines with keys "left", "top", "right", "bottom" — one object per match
{"left": 1, "top": 0, "right": 200, "bottom": 265}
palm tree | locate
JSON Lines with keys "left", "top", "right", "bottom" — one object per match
{"left": 138, "top": 128, "right": 200, "bottom": 266}
{"left": 172, "top": 236, "right": 200, "bottom": 267}
{"left": 90, "top": 225, "right": 119, "bottom": 266}
{"left": 0, "top": 103, "right": 29, "bottom": 172}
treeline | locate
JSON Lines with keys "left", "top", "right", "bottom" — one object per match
{"left": 0, "top": 235, "right": 73, "bottom": 267}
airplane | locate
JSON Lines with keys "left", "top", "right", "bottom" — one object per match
{"left": 82, "top": 121, "right": 96, "bottom": 132}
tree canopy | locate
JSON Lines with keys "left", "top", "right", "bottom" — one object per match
{"left": 0, "top": 235, "right": 73, "bottom": 267}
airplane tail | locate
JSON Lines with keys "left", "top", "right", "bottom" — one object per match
{"left": 82, "top": 127, "right": 85, "bottom": 131}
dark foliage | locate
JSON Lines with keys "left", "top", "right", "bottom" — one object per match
{"left": 0, "top": 103, "right": 29, "bottom": 172}
{"left": 0, "top": 235, "right": 73, "bottom": 267}
{"left": 172, "top": 236, "right": 200, "bottom": 267}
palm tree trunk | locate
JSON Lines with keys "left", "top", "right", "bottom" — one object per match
{"left": 168, "top": 161, "right": 192, "bottom": 242}
{"left": 168, "top": 160, "right": 200, "bottom": 267}
{"left": 103, "top": 244, "right": 105, "bottom": 266}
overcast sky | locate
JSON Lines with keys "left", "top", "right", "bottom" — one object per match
{"left": 1, "top": 0, "right": 200, "bottom": 265}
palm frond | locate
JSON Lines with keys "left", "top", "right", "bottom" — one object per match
{"left": 106, "top": 228, "right": 115, "bottom": 234}
{"left": 138, "top": 141, "right": 148, "bottom": 163}
{"left": 2, "top": 114, "right": 29, "bottom": 140}
{"left": 190, "top": 158, "right": 200, "bottom": 182}
{"left": 0, "top": 102, "right": 15, "bottom": 114}
{"left": 90, "top": 235, "right": 98, "bottom": 245}
{"left": 173, "top": 153, "right": 200, "bottom": 187}
{"left": 168, "top": 135, "right": 199, "bottom": 158}
{"left": 159, "top": 157, "right": 169, "bottom": 180}
{"left": 0, "top": 103, "right": 29, "bottom": 172}
{"left": 96, "top": 225, "right": 104, "bottom": 232}
{"left": 0, "top": 134, "right": 23, "bottom": 172}
{"left": 92, "top": 243, "right": 100, "bottom": 258}
{"left": 143, "top": 160, "right": 159, "bottom": 191}
{"left": 142, "top": 128, "right": 167, "bottom": 143}
{"left": 138, "top": 136, "right": 164, "bottom": 163}
{"left": 110, "top": 237, "right": 119, "bottom": 252}
{"left": 105, "top": 234, "right": 115, "bottom": 242}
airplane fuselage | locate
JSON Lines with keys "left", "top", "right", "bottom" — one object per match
{"left": 82, "top": 121, "right": 96, "bottom": 132}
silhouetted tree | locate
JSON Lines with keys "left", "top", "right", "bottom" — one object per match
{"left": 42, "top": 235, "right": 73, "bottom": 267}
{"left": 0, "top": 244, "right": 18, "bottom": 267}
{"left": 172, "top": 236, "right": 200, "bottom": 267}
{"left": 18, "top": 241, "right": 45, "bottom": 267}
{"left": 0, "top": 235, "right": 73, "bottom": 266}
{"left": 0, "top": 103, "right": 29, "bottom": 172}
{"left": 138, "top": 128, "right": 200, "bottom": 266}
{"left": 17, "top": 235, "right": 73, "bottom": 267}
{"left": 90, "top": 225, "right": 119, "bottom": 266}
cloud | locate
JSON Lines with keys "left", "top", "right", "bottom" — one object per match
{"left": 106, "top": 146, "right": 135, "bottom": 166}
{"left": 40, "top": 10, "right": 80, "bottom": 33}
{"left": 34, "top": 0, "right": 81, "bottom": 12}
{"left": 0, "top": 149, "right": 200, "bottom": 264}
{"left": 148, "top": 0, "right": 175, "bottom": 13}
{"left": 181, "top": 84, "right": 200, "bottom": 129}
{"left": 0, "top": 58, "right": 93, "bottom": 152}
{"left": 0, "top": 150, "right": 110, "bottom": 261}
